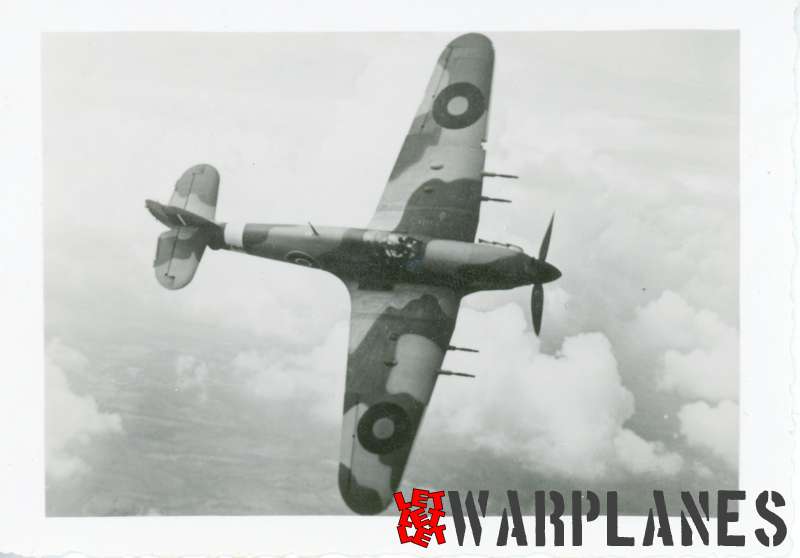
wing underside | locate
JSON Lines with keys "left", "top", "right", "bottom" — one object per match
{"left": 368, "top": 33, "right": 495, "bottom": 242}
{"left": 338, "top": 283, "right": 460, "bottom": 514}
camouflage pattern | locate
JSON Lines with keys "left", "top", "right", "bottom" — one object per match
{"left": 339, "top": 283, "right": 457, "bottom": 514}
{"left": 218, "top": 224, "right": 543, "bottom": 293}
{"left": 146, "top": 34, "right": 560, "bottom": 514}
{"left": 215, "top": 222, "right": 545, "bottom": 515}
{"left": 147, "top": 164, "right": 220, "bottom": 289}
{"left": 168, "top": 164, "right": 219, "bottom": 221}
{"left": 368, "top": 32, "right": 494, "bottom": 242}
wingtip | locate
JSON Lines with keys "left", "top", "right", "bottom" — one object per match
{"left": 338, "top": 464, "right": 390, "bottom": 515}
{"left": 448, "top": 32, "right": 493, "bottom": 51}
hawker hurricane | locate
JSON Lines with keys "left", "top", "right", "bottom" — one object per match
{"left": 147, "top": 33, "right": 561, "bottom": 514}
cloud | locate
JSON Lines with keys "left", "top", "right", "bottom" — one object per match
{"left": 428, "top": 305, "right": 683, "bottom": 480}
{"left": 692, "top": 461, "right": 714, "bottom": 479}
{"left": 613, "top": 429, "right": 683, "bottom": 476}
{"left": 627, "top": 291, "right": 738, "bottom": 402}
{"left": 230, "top": 321, "right": 348, "bottom": 421}
{"left": 41, "top": 34, "right": 739, "bottom": 511}
{"left": 174, "top": 355, "right": 211, "bottom": 403}
{"left": 224, "top": 300, "right": 697, "bottom": 482}
{"left": 660, "top": 344, "right": 737, "bottom": 402}
{"left": 628, "top": 291, "right": 737, "bottom": 356}
{"left": 165, "top": 320, "right": 348, "bottom": 416}
{"left": 46, "top": 339, "right": 123, "bottom": 480}
{"left": 678, "top": 400, "right": 738, "bottom": 469}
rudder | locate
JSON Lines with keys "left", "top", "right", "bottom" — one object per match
{"left": 169, "top": 164, "right": 219, "bottom": 221}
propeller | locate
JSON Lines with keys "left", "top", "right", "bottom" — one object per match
{"left": 530, "top": 214, "right": 560, "bottom": 336}
{"left": 531, "top": 283, "right": 545, "bottom": 335}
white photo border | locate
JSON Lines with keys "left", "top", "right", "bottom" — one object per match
{"left": 0, "top": 0, "right": 796, "bottom": 556}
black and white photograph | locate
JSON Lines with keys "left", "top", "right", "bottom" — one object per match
{"left": 0, "top": 1, "right": 796, "bottom": 555}
{"left": 43, "top": 31, "right": 739, "bottom": 516}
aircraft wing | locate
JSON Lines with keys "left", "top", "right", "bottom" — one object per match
{"left": 338, "top": 283, "right": 460, "bottom": 514}
{"left": 367, "top": 33, "right": 494, "bottom": 242}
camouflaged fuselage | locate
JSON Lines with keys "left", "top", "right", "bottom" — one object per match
{"left": 217, "top": 223, "right": 537, "bottom": 294}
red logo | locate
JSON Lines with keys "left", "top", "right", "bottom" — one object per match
{"left": 393, "top": 488, "right": 447, "bottom": 547}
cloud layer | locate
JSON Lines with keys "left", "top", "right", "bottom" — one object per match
{"left": 229, "top": 321, "right": 348, "bottom": 421}
{"left": 678, "top": 400, "right": 739, "bottom": 469}
{"left": 46, "top": 339, "right": 123, "bottom": 480}
{"left": 42, "top": 33, "right": 739, "bottom": 513}
{"left": 428, "top": 305, "right": 684, "bottom": 480}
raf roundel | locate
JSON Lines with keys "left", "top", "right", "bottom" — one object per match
{"left": 432, "top": 82, "right": 486, "bottom": 129}
{"left": 286, "top": 250, "right": 318, "bottom": 268}
{"left": 356, "top": 402, "right": 412, "bottom": 454}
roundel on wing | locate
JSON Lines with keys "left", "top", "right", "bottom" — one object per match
{"left": 356, "top": 402, "right": 412, "bottom": 454}
{"left": 432, "top": 82, "right": 486, "bottom": 129}
{"left": 286, "top": 250, "right": 318, "bottom": 268}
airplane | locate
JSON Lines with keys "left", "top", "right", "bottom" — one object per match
{"left": 146, "top": 32, "right": 561, "bottom": 515}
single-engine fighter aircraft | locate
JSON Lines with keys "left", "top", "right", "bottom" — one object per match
{"left": 146, "top": 33, "right": 561, "bottom": 514}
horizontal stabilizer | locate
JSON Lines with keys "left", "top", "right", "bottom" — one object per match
{"left": 146, "top": 199, "right": 217, "bottom": 228}
{"left": 153, "top": 226, "right": 210, "bottom": 290}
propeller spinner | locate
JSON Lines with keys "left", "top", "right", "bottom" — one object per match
{"left": 529, "top": 214, "right": 561, "bottom": 335}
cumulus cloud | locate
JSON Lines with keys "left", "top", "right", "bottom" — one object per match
{"left": 42, "top": 33, "right": 739, "bottom": 511}
{"left": 678, "top": 400, "right": 738, "bottom": 470}
{"left": 629, "top": 291, "right": 738, "bottom": 357}
{"left": 428, "top": 305, "right": 683, "bottom": 481}
{"left": 613, "top": 429, "right": 682, "bottom": 476}
{"left": 627, "top": 291, "right": 738, "bottom": 402}
{"left": 46, "top": 339, "right": 123, "bottom": 480}
{"left": 660, "top": 345, "right": 737, "bottom": 402}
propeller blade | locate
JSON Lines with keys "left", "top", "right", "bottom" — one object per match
{"left": 531, "top": 283, "right": 544, "bottom": 336}
{"left": 539, "top": 213, "right": 555, "bottom": 261}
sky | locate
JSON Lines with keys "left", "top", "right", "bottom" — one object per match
{"left": 43, "top": 31, "right": 739, "bottom": 516}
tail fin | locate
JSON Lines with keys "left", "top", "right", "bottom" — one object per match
{"left": 146, "top": 164, "right": 221, "bottom": 290}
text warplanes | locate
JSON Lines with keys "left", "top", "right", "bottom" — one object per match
{"left": 147, "top": 33, "right": 561, "bottom": 514}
